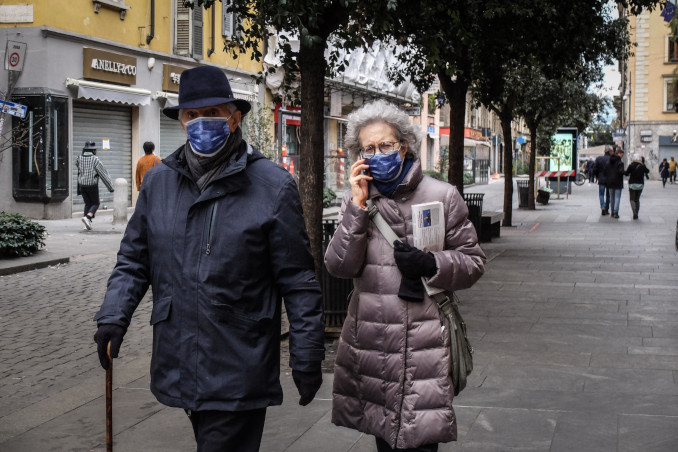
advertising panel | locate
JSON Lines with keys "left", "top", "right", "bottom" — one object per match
{"left": 549, "top": 128, "right": 577, "bottom": 172}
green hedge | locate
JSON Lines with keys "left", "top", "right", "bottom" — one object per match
{"left": 0, "top": 212, "right": 46, "bottom": 258}
{"left": 323, "top": 187, "right": 337, "bottom": 208}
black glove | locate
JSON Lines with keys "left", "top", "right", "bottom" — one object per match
{"left": 93, "top": 324, "right": 126, "bottom": 370}
{"left": 398, "top": 275, "right": 425, "bottom": 302}
{"left": 393, "top": 241, "right": 437, "bottom": 279}
{"left": 292, "top": 368, "right": 323, "bottom": 406}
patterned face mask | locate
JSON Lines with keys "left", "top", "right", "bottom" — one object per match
{"left": 365, "top": 150, "right": 404, "bottom": 182}
{"left": 185, "top": 117, "right": 231, "bottom": 157}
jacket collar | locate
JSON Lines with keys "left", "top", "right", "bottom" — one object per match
{"left": 162, "top": 142, "right": 267, "bottom": 200}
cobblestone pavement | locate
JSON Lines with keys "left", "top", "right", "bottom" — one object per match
{"left": 0, "top": 253, "right": 153, "bottom": 419}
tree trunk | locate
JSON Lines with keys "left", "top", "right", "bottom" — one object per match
{"left": 298, "top": 40, "right": 327, "bottom": 282}
{"left": 527, "top": 123, "right": 537, "bottom": 210}
{"left": 439, "top": 71, "right": 469, "bottom": 196}
{"left": 500, "top": 112, "right": 513, "bottom": 227}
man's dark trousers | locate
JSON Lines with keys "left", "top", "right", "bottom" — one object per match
{"left": 187, "top": 408, "right": 267, "bottom": 452}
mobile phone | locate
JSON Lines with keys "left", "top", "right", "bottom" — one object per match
{"left": 361, "top": 169, "right": 368, "bottom": 176}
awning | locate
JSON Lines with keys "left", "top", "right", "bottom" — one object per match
{"left": 578, "top": 145, "right": 607, "bottom": 156}
{"left": 464, "top": 138, "right": 491, "bottom": 147}
{"left": 153, "top": 91, "right": 179, "bottom": 108}
{"left": 232, "top": 88, "right": 256, "bottom": 102}
{"left": 153, "top": 88, "right": 254, "bottom": 108}
{"left": 66, "top": 78, "right": 151, "bottom": 106}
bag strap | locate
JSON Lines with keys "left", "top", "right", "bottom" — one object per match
{"left": 366, "top": 199, "right": 456, "bottom": 309}
{"left": 365, "top": 199, "right": 401, "bottom": 248}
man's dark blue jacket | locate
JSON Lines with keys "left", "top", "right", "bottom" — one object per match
{"left": 95, "top": 141, "right": 325, "bottom": 411}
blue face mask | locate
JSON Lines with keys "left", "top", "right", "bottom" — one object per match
{"left": 185, "top": 117, "right": 231, "bottom": 157}
{"left": 365, "top": 150, "right": 404, "bottom": 182}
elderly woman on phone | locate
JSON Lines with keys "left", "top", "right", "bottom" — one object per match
{"left": 325, "top": 99, "right": 486, "bottom": 452}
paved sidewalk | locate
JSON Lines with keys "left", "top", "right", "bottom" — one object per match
{"left": 1, "top": 179, "right": 678, "bottom": 451}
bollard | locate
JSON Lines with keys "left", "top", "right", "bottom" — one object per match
{"left": 113, "top": 178, "right": 128, "bottom": 224}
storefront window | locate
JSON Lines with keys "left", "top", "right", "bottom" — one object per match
{"left": 12, "top": 94, "right": 69, "bottom": 202}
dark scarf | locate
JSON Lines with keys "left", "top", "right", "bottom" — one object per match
{"left": 372, "top": 157, "right": 414, "bottom": 198}
{"left": 185, "top": 127, "right": 243, "bottom": 191}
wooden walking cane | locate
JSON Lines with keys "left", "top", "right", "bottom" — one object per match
{"left": 106, "top": 342, "right": 113, "bottom": 452}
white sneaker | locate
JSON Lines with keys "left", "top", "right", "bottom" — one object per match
{"left": 81, "top": 216, "right": 92, "bottom": 230}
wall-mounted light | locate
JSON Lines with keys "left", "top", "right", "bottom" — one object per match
{"left": 147, "top": 57, "right": 155, "bottom": 71}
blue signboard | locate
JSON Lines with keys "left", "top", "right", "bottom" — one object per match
{"left": 0, "top": 100, "right": 27, "bottom": 119}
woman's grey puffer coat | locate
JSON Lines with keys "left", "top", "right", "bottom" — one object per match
{"left": 325, "top": 158, "right": 486, "bottom": 449}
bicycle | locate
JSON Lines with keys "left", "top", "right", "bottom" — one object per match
{"left": 574, "top": 172, "right": 586, "bottom": 186}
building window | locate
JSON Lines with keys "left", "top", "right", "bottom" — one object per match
{"left": 664, "top": 77, "right": 678, "bottom": 112}
{"left": 222, "top": 1, "right": 241, "bottom": 40}
{"left": 175, "top": 1, "right": 203, "bottom": 58}
{"left": 667, "top": 34, "right": 678, "bottom": 62}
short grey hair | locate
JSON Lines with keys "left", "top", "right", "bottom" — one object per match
{"left": 344, "top": 99, "right": 422, "bottom": 161}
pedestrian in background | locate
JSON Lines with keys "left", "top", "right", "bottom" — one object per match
{"left": 93, "top": 66, "right": 325, "bottom": 452}
{"left": 606, "top": 148, "right": 625, "bottom": 219}
{"left": 325, "top": 100, "right": 486, "bottom": 451}
{"left": 624, "top": 153, "right": 650, "bottom": 220}
{"left": 135, "top": 141, "right": 161, "bottom": 191}
{"left": 659, "top": 158, "right": 669, "bottom": 187}
{"left": 593, "top": 145, "right": 614, "bottom": 215}
{"left": 668, "top": 156, "right": 677, "bottom": 184}
{"left": 76, "top": 140, "right": 114, "bottom": 230}
{"left": 586, "top": 157, "right": 595, "bottom": 183}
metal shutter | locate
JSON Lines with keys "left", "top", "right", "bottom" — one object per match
{"left": 160, "top": 114, "right": 187, "bottom": 158}
{"left": 72, "top": 102, "right": 132, "bottom": 212}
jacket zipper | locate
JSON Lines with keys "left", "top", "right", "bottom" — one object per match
{"left": 205, "top": 203, "right": 218, "bottom": 255}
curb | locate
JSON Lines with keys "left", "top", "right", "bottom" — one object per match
{"left": 0, "top": 256, "right": 70, "bottom": 276}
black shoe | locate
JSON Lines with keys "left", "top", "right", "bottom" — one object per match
{"left": 602, "top": 209, "right": 608, "bottom": 215}
{"left": 633, "top": 214, "right": 638, "bottom": 219}
{"left": 612, "top": 213, "right": 619, "bottom": 219}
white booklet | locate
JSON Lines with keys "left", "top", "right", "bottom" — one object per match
{"left": 411, "top": 201, "right": 446, "bottom": 296}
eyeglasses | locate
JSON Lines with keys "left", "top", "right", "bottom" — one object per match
{"left": 359, "top": 141, "right": 401, "bottom": 158}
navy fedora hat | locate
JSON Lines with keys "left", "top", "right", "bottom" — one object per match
{"left": 163, "top": 66, "right": 251, "bottom": 120}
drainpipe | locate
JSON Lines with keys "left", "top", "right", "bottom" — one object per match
{"left": 145, "top": 0, "right": 155, "bottom": 45}
{"left": 207, "top": 5, "right": 215, "bottom": 56}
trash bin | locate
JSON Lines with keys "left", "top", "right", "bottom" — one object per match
{"left": 536, "top": 188, "right": 552, "bottom": 205}
{"left": 516, "top": 179, "right": 529, "bottom": 208}
{"left": 463, "top": 193, "right": 484, "bottom": 235}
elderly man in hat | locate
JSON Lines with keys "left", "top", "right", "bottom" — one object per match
{"left": 93, "top": 66, "right": 325, "bottom": 451}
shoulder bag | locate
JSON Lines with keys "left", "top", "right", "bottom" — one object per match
{"left": 366, "top": 200, "right": 473, "bottom": 395}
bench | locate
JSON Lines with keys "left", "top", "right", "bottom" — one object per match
{"left": 480, "top": 211, "right": 504, "bottom": 242}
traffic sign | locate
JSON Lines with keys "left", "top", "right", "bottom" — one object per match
{"left": 0, "top": 100, "right": 27, "bottom": 119}
{"left": 5, "top": 40, "right": 27, "bottom": 72}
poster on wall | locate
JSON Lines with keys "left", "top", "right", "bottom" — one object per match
{"left": 549, "top": 128, "right": 577, "bottom": 175}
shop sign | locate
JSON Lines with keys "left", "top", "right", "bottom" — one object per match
{"left": 83, "top": 48, "right": 137, "bottom": 85}
{"left": 163, "top": 64, "right": 186, "bottom": 93}
{"left": 464, "top": 128, "right": 482, "bottom": 140}
{"left": 403, "top": 106, "right": 421, "bottom": 116}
